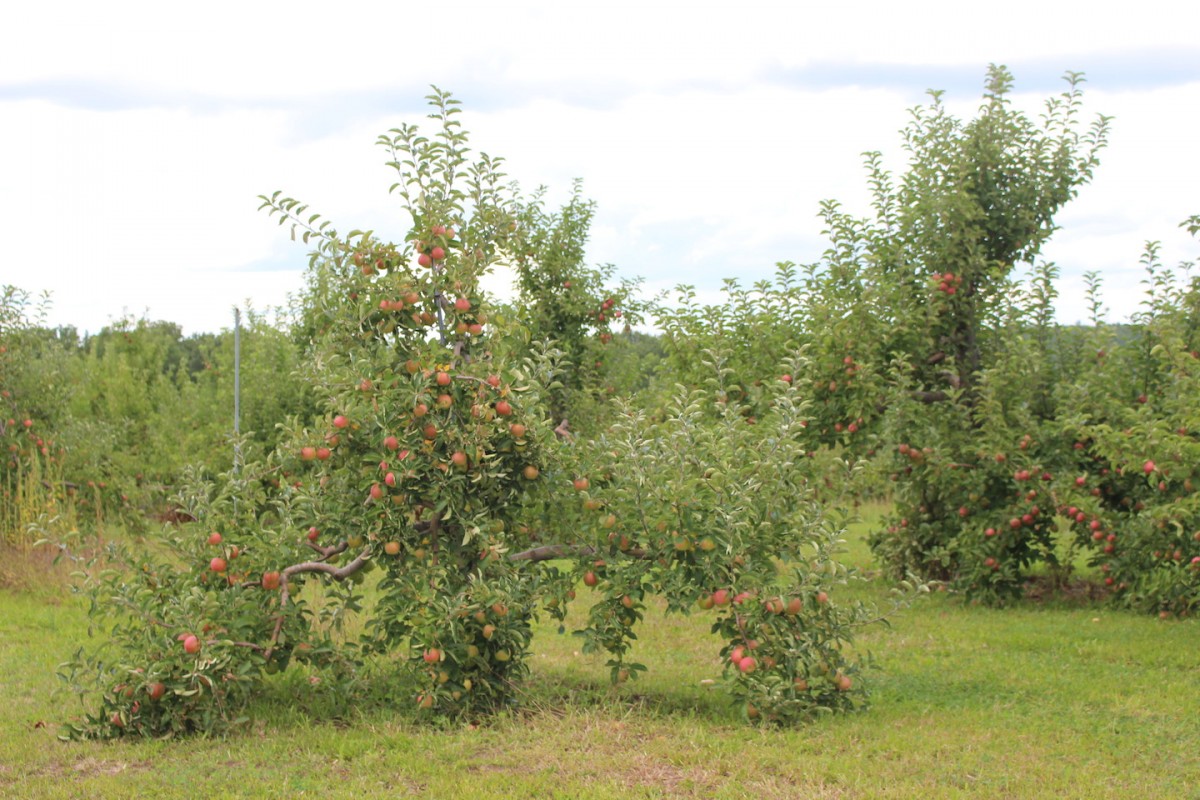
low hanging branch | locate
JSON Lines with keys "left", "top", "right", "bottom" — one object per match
{"left": 260, "top": 531, "right": 648, "bottom": 660}
{"left": 262, "top": 542, "right": 368, "bottom": 662}
{"left": 509, "top": 543, "right": 599, "bottom": 562}
{"left": 508, "top": 543, "right": 649, "bottom": 562}
{"left": 912, "top": 390, "right": 949, "bottom": 404}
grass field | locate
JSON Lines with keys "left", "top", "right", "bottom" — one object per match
{"left": 2, "top": 506, "right": 1198, "bottom": 799}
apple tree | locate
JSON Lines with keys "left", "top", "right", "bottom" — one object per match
{"left": 838, "top": 66, "right": 1112, "bottom": 601}
{"left": 58, "top": 88, "right": 895, "bottom": 736}
{"left": 1053, "top": 232, "right": 1200, "bottom": 616}
{"left": 507, "top": 180, "right": 642, "bottom": 434}
{"left": 59, "top": 88, "right": 566, "bottom": 735}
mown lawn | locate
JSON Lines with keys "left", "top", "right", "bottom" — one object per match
{"left": 1, "top": 507, "right": 1198, "bottom": 799}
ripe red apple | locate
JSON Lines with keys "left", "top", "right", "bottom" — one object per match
{"left": 738, "top": 657, "right": 757, "bottom": 674}
{"left": 436, "top": 371, "right": 451, "bottom": 386}
{"left": 454, "top": 297, "right": 471, "bottom": 312}
{"left": 431, "top": 246, "right": 445, "bottom": 261}
{"left": 383, "top": 541, "right": 401, "bottom": 556}
{"left": 385, "top": 471, "right": 397, "bottom": 487}
{"left": 495, "top": 400, "right": 513, "bottom": 416}
{"left": 1144, "top": 460, "right": 1156, "bottom": 474}
{"left": 712, "top": 588, "right": 731, "bottom": 607}
{"left": 451, "top": 451, "right": 468, "bottom": 469}
{"left": 207, "top": 532, "right": 222, "bottom": 546}
{"left": 300, "top": 446, "right": 316, "bottom": 461}
{"left": 573, "top": 477, "right": 589, "bottom": 491}
{"left": 307, "top": 526, "right": 320, "bottom": 542}
{"left": 509, "top": 423, "right": 526, "bottom": 438}
{"left": 369, "top": 483, "right": 385, "bottom": 500}
{"left": 210, "top": 557, "right": 227, "bottom": 573}
{"left": 183, "top": 635, "right": 201, "bottom": 654}
{"left": 261, "top": 571, "right": 281, "bottom": 590}
{"left": 583, "top": 571, "right": 598, "bottom": 587}
{"left": 333, "top": 415, "right": 349, "bottom": 429}
{"left": 417, "top": 253, "right": 432, "bottom": 268}
{"left": 316, "top": 446, "right": 332, "bottom": 460}
{"left": 423, "top": 648, "right": 441, "bottom": 663}
{"left": 816, "top": 591, "right": 829, "bottom": 604}
{"left": 384, "top": 435, "right": 399, "bottom": 451}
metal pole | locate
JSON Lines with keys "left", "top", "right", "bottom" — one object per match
{"left": 234, "top": 307, "right": 241, "bottom": 474}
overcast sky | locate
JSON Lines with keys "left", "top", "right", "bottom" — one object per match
{"left": 2, "top": 1, "right": 1198, "bottom": 336}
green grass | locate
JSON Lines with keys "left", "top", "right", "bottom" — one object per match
{"left": 2, "top": 510, "right": 1199, "bottom": 799}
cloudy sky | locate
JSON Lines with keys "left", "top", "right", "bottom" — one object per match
{"left": 2, "top": 1, "right": 1198, "bottom": 336}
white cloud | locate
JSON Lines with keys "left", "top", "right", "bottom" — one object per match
{"left": 0, "top": 1, "right": 1197, "bottom": 335}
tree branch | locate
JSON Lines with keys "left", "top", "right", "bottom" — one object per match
{"left": 508, "top": 543, "right": 649, "bottom": 562}
{"left": 263, "top": 549, "right": 369, "bottom": 662}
